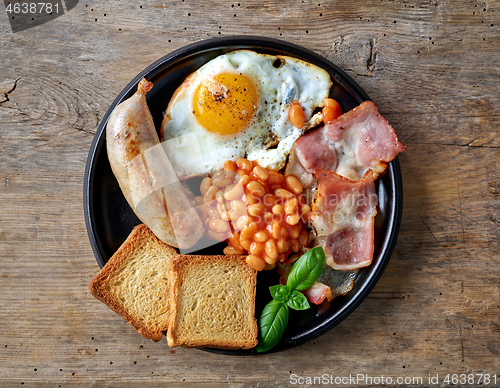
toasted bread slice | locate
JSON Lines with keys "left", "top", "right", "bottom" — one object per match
{"left": 89, "top": 224, "right": 177, "bottom": 342}
{"left": 167, "top": 255, "right": 258, "bottom": 349}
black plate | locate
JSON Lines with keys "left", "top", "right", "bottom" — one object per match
{"left": 83, "top": 36, "right": 403, "bottom": 355}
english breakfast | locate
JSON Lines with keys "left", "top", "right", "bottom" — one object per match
{"left": 89, "top": 49, "right": 405, "bottom": 351}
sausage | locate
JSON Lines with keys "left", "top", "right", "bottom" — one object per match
{"left": 106, "top": 78, "right": 204, "bottom": 249}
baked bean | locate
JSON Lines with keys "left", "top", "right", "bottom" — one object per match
{"left": 248, "top": 203, "right": 265, "bottom": 217}
{"left": 301, "top": 204, "right": 311, "bottom": 217}
{"left": 223, "top": 245, "right": 244, "bottom": 255}
{"left": 209, "top": 219, "right": 229, "bottom": 233}
{"left": 245, "top": 194, "right": 261, "bottom": 205}
{"left": 284, "top": 198, "right": 298, "bottom": 215}
{"left": 298, "top": 230, "right": 309, "bottom": 246}
{"left": 240, "top": 238, "right": 252, "bottom": 251}
{"left": 289, "top": 225, "right": 300, "bottom": 239}
{"left": 271, "top": 223, "right": 281, "bottom": 239}
{"left": 274, "top": 188, "right": 294, "bottom": 201}
{"left": 291, "top": 239, "right": 300, "bottom": 253}
{"left": 223, "top": 160, "right": 238, "bottom": 172}
{"left": 284, "top": 175, "right": 303, "bottom": 195}
{"left": 212, "top": 175, "right": 233, "bottom": 189}
{"left": 262, "top": 194, "right": 276, "bottom": 207}
{"left": 202, "top": 188, "right": 215, "bottom": 203}
{"left": 268, "top": 170, "right": 284, "bottom": 186}
{"left": 246, "top": 255, "right": 266, "bottom": 271}
{"left": 207, "top": 207, "right": 220, "bottom": 219}
{"left": 322, "top": 98, "right": 342, "bottom": 123}
{"left": 224, "top": 169, "right": 237, "bottom": 180}
{"left": 286, "top": 213, "right": 300, "bottom": 226}
{"left": 194, "top": 196, "right": 204, "bottom": 206}
{"left": 224, "top": 181, "right": 244, "bottom": 201}
{"left": 231, "top": 199, "right": 247, "bottom": 216}
{"left": 280, "top": 227, "right": 289, "bottom": 239}
{"left": 237, "top": 168, "right": 247, "bottom": 179}
{"left": 240, "top": 175, "right": 251, "bottom": 186}
{"left": 246, "top": 181, "right": 265, "bottom": 197}
{"left": 288, "top": 102, "right": 305, "bottom": 129}
{"left": 215, "top": 190, "right": 225, "bottom": 203}
{"left": 265, "top": 240, "right": 278, "bottom": 260}
{"left": 236, "top": 158, "right": 252, "bottom": 172}
{"left": 277, "top": 238, "right": 287, "bottom": 253}
{"left": 272, "top": 204, "right": 284, "bottom": 216}
{"left": 249, "top": 241, "right": 264, "bottom": 256}
{"left": 200, "top": 177, "right": 212, "bottom": 195}
{"left": 235, "top": 215, "right": 249, "bottom": 231}
{"left": 240, "top": 222, "right": 258, "bottom": 238}
{"left": 220, "top": 210, "right": 237, "bottom": 222}
{"left": 252, "top": 165, "right": 269, "bottom": 181}
{"left": 216, "top": 201, "right": 224, "bottom": 215}
{"left": 263, "top": 212, "right": 273, "bottom": 223}
{"left": 263, "top": 255, "right": 276, "bottom": 265}
{"left": 228, "top": 233, "right": 244, "bottom": 251}
{"left": 223, "top": 184, "right": 235, "bottom": 197}
{"left": 254, "top": 230, "right": 268, "bottom": 243}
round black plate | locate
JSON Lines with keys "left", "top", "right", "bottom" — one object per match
{"left": 84, "top": 36, "right": 403, "bottom": 355}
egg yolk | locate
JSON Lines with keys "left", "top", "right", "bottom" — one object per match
{"left": 193, "top": 73, "right": 258, "bottom": 135}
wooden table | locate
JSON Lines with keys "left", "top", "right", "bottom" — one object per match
{"left": 1, "top": 0, "right": 498, "bottom": 386}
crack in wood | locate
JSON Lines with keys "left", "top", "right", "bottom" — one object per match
{"left": 0, "top": 78, "right": 21, "bottom": 106}
{"left": 367, "top": 38, "right": 377, "bottom": 72}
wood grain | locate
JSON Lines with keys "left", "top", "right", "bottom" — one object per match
{"left": 0, "top": 0, "right": 498, "bottom": 386}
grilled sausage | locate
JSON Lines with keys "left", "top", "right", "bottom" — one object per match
{"left": 106, "top": 78, "right": 204, "bottom": 249}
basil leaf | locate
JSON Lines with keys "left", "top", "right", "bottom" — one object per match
{"left": 286, "top": 247, "right": 326, "bottom": 291}
{"left": 269, "top": 284, "right": 291, "bottom": 302}
{"left": 256, "top": 300, "right": 289, "bottom": 353}
{"left": 286, "top": 289, "right": 310, "bottom": 311}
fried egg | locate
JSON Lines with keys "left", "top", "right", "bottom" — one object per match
{"left": 160, "top": 50, "right": 332, "bottom": 178}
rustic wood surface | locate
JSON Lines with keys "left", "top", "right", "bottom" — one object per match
{"left": 1, "top": 0, "right": 498, "bottom": 386}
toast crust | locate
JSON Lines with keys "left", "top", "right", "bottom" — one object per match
{"left": 89, "top": 224, "right": 177, "bottom": 341}
{"left": 167, "top": 255, "right": 258, "bottom": 349}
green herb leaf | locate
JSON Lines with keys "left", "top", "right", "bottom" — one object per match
{"left": 256, "top": 300, "right": 289, "bottom": 353}
{"left": 286, "top": 289, "right": 310, "bottom": 311}
{"left": 286, "top": 247, "right": 326, "bottom": 291}
{"left": 269, "top": 284, "right": 291, "bottom": 302}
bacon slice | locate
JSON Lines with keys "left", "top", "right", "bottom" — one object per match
{"left": 289, "top": 100, "right": 406, "bottom": 183}
{"left": 302, "top": 282, "right": 333, "bottom": 304}
{"left": 311, "top": 170, "right": 377, "bottom": 270}
{"left": 278, "top": 262, "right": 333, "bottom": 305}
